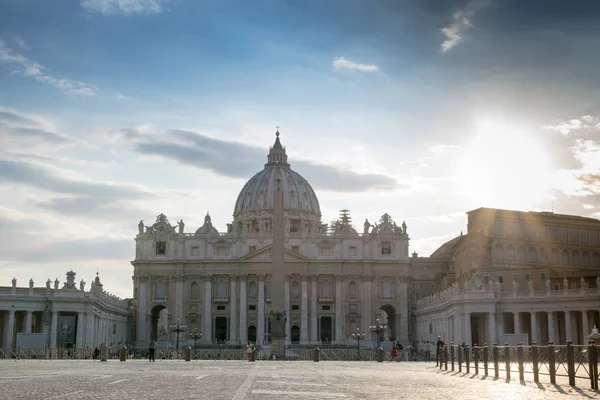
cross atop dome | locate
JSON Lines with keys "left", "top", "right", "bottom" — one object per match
{"left": 266, "top": 127, "right": 289, "bottom": 167}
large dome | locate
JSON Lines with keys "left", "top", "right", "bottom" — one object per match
{"left": 232, "top": 131, "right": 321, "bottom": 234}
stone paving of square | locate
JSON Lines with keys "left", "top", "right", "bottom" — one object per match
{"left": 0, "top": 360, "right": 597, "bottom": 400}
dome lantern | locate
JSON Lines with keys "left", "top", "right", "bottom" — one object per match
{"left": 266, "top": 130, "right": 289, "bottom": 168}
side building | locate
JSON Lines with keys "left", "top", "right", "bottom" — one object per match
{"left": 0, "top": 271, "right": 131, "bottom": 351}
{"left": 414, "top": 207, "right": 600, "bottom": 348}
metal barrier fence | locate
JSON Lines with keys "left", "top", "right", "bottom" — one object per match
{"left": 439, "top": 341, "right": 599, "bottom": 390}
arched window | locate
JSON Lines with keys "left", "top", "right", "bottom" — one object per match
{"left": 190, "top": 281, "right": 199, "bottom": 299}
{"left": 550, "top": 249, "right": 559, "bottom": 263}
{"left": 582, "top": 251, "right": 591, "bottom": 266}
{"left": 349, "top": 281, "right": 357, "bottom": 297}
{"left": 560, "top": 249, "right": 570, "bottom": 265}
{"left": 248, "top": 281, "right": 257, "bottom": 298}
{"left": 155, "top": 282, "right": 165, "bottom": 298}
{"left": 539, "top": 248, "right": 548, "bottom": 262}
{"left": 517, "top": 246, "right": 527, "bottom": 261}
{"left": 593, "top": 252, "right": 600, "bottom": 267}
{"left": 505, "top": 245, "right": 515, "bottom": 261}
{"left": 493, "top": 244, "right": 504, "bottom": 259}
{"left": 217, "top": 280, "right": 227, "bottom": 297}
{"left": 572, "top": 251, "right": 581, "bottom": 265}
{"left": 382, "top": 281, "right": 392, "bottom": 299}
{"left": 321, "top": 281, "right": 330, "bottom": 298}
{"left": 579, "top": 229, "right": 589, "bottom": 243}
{"left": 527, "top": 247, "right": 538, "bottom": 262}
{"left": 291, "top": 281, "right": 299, "bottom": 298}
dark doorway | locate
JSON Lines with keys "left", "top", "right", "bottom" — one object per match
{"left": 215, "top": 317, "right": 228, "bottom": 342}
{"left": 380, "top": 304, "right": 396, "bottom": 341}
{"left": 291, "top": 325, "right": 300, "bottom": 343}
{"left": 320, "top": 317, "right": 332, "bottom": 343}
{"left": 248, "top": 325, "right": 257, "bottom": 344}
{"left": 150, "top": 305, "right": 167, "bottom": 341}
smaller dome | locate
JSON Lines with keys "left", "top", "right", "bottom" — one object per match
{"left": 195, "top": 212, "right": 219, "bottom": 235}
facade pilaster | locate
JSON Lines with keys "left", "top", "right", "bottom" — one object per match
{"left": 239, "top": 275, "right": 247, "bottom": 344}
{"left": 514, "top": 312, "right": 520, "bottom": 334}
{"left": 335, "top": 277, "right": 343, "bottom": 342}
{"left": 203, "top": 276, "right": 212, "bottom": 343}
{"left": 137, "top": 278, "right": 148, "bottom": 346}
{"left": 582, "top": 310, "right": 590, "bottom": 344}
{"left": 230, "top": 276, "right": 238, "bottom": 343}
{"left": 257, "top": 275, "right": 265, "bottom": 345}
{"left": 488, "top": 312, "right": 496, "bottom": 345}
{"left": 4, "top": 310, "right": 15, "bottom": 349}
{"left": 464, "top": 313, "right": 472, "bottom": 346}
{"left": 362, "top": 276, "right": 372, "bottom": 337}
{"left": 310, "top": 275, "right": 318, "bottom": 343}
{"left": 301, "top": 275, "right": 308, "bottom": 344}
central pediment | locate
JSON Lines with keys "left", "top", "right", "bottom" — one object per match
{"left": 237, "top": 245, "right": 311, "bottom": 262}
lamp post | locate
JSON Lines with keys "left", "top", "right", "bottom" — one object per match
{"left": 369, "top": 318, "right": 387, "bottom": 348}
{"left": 351, "top": 328, "right": 365, "bottom": 359}
{"left": 189, "top": 328, "right": 203, "bottom": 349}
{"left": 169, "top": 317, "right": 188, "bottom": 352}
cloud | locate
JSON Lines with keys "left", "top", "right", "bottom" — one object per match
{"left": 81, "top": 0, "right": 174, "bottom": 15}
{"left": 332, "top": 57, "right": 380, "bottom": 73}
{"left": 14, "top": 36, "right": 30, "bottom": 51}
{"left": 0, "top": 38, "right": 100, "bottom": 96}
{"left": 129, "top": 128, "right": 398, "bottom": 191}
{"left": 440, "top": 0, "right": 490, "bottom": 52}
{"left": 542, "top": 115, "right": 599, "bottom": 136}
{"left": 0, "top": 108, "right": 74, "bottom": 146}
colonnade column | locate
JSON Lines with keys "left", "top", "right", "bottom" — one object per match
{"left": 530, "top": 312, "right": 538, "bottom": 344}
{"left": 3, "top": 311, "right": 15, "bottom": 349}
{"left": 464, "top": 313, "right": 472, "bottom": 346}
{"left": 547, "top": 311, "right": 555, "bottom": 343}
{"left": 284, "top": 276, "right": 291, "bottom": 345}
{"left": 565, "top": 310, "right": 572, "bottom": 342}
{"left": 50, "top": 311, "right": 58, "bottom": 349}
{"left": 335, "top": 276, "right": 343, "bottom": 343}
{"left": 77, "top": 312, "right": 85, "bottom": 348}
{"left": 310, "top": 275, "right": 318, "bottom": 343}
{"left": 257, "top": 275, "right": 265, "bottom": 345}
{"left": 488, "top": 312, "right": 496, "bottom": 345}
{"left": 25, "top": 311, "right": 32, "bottom": 334}
{"left": 230, "top": 276, "right": 237, "bottom": 343}
{"left": 203, "top": 276, "right": 212, "bottom": 343}
{"left": 300, "top": 276, "right": 308, "bottom": 344}
{"left": 239, "top": 275, "right": 247, "bottom": 345}
{"left": 582, "top": 310, "right": 590, "bottom": 342}
{"left": 514, "top": 312, "right": 520, "bottom": 334}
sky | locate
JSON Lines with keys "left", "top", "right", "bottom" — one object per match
{"left": 1, "top": 0, "right": 600, "bottom": 298}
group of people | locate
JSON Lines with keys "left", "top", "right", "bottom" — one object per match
{"left": 389, "top": 341, "right": 404, "bottom": 361}
{"left": 422, "top": 336, "right": 445, "bottom": 366}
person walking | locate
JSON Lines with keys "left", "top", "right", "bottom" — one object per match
{"left": 149, "top": 340, "right": 156, "bottom": 362}
{"left": 435, "top": 336, "right": 445, "bottom": 367}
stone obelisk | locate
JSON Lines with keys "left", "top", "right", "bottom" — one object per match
{"left": 270, "top": 178, "right": 287, "bottom": 358}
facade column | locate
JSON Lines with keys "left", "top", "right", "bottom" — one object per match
{"left": 565, "top": 310, "right": 573, "bottom": 342}
{"left": 464, "top": 313, "right": 472, "bottom": 346}
{"left": 335, "top": 277, "right": 343, "bottom": 343}
{"left": 204, "top": 276, "right": 212, "bottom": 343}
{"left": 362, "top": 276, "right": 372, "bottom": 337}
{"left": 582, "top": 310, "right": 590, "bottom": 343}
{"left": 547, "top": 311, "right": 555, "bottom": 343}
{"left": 284, "top": 276, "right": 291, "bottom": 345}
{"left": 137, "top": 279, "right": 148, "bottom": 346}
{"left": 4, "top": 310, "right": 15, "bottom": 349}
{"left": 230, "top": 276, "right": 237, "bottom": 343}
{"left": 488, "top": 312, "right": 496, "bottom": 346}
{"left": 300, "top": 276, "right": 308, "bottom": 344}
{"left": 77, "top": 312, "right": 85, "bottom": 348}
{"left": 453, "top": 313, "right": 461, "bottom": 344}
{"left": 530, "top": 312, "right": 538, "bottom": 344}
{"left": 310, "top": 275, "right": 318, "bottom": 343}
{"left": 50, "top": 311, "right": 58, "bottom": 349}
{"left": 25, "top": 311, "right": 33, "bottom": 334}
{"left": 239, "top": 275, "right": 247, "bottom": 344}
{"left": 514, "top": 312, "right": 520, "bottom": 334}
{"left": 257, "top": 275, "right": 265, "bottom": 345}
{"left": 175, "top": 276, "right": 184, "bottom": 321}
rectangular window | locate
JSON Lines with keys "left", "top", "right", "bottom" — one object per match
{"left": 348, "top": 246, "right": 357, "bottom": 256}
{"left": 484, "top": 276, "right": 489, "bottom": 284}
{"left": 291, "top": 305, "right": 299, "bottom": 311}
{"left": 292, "top": 245, "right": 299, "bottom": 253}
{"left": 320, "top": 246, "right": 332, "bottom": 256}
{"left": 381, "top": 241, "right": 392, "bottom": 255}
{"left": 216, "top": 245, "right": 228, "bottom": 256}
{"left": 249, "top": 246, "right": 256, "bottom": 254}
{"left": 156, "top": 242, "right": 166, "bottom": 255}
{"left": 498, "top": 276, "right": 504, "bottom": 284}
{"left": 216, "top": 305, "right": 226, "bottom": 311}
{"left": 429, "top": 284, "right": 435, "bottom": 289}
{"left": 541, "top": 273, "right": 546, "bottom": 281}
{"left": 249, "top": 305, "right": 256, "bottom": 311}
{"left": 525, "top": 273, "right": 531, "bottom": 282}
{"left": 513, "top": 275, "right": 519, "bottom": 283}
{"left": 191, "top": 246, "right": 199, "bottom": 256}
{"left": 321, "top": 305, "right": 331, "bottom": 311}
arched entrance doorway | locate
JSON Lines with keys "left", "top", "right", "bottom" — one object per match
{"left": 150, "top": 305, "right": 167, "bottom": 342}
{"left": 291, "top": 325, "right": 300, "bottom": 343}
{"left": 380, "top": 304, "right": 396, "bottom": 342}
{"left": 247, "top": 325, "right": 257, "bottom": 344}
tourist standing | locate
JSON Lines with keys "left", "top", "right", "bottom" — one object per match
{"left": 425, "top": 341, "right": 431, "bottom": 362}
{"left": 435, "top": 336, "right": 445, "bottom": 367}
{"left": 149, "top": 340, "right": 156, "bottom": 362}
{"left": 390, "top": 341, "right": 397, "bottom": 361}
